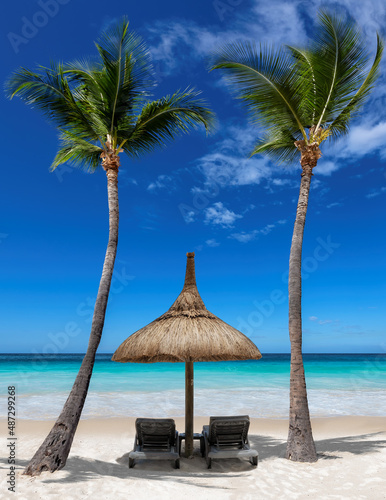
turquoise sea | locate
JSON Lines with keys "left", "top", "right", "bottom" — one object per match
{"left": 1, "top": 354, "right": 386, "bottom": 419}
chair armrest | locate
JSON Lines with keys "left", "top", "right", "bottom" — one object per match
{"left": 175, "top": 431, "right": 179, "bottom": 451}
{"left": 132, "top": 433, "right": 139, "bottom": 452}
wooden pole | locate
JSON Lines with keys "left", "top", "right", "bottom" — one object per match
{"left": 185, "top": 360, "right": 194, "bottom": 458}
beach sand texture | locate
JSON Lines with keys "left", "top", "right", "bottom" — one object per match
{"left": 1, "top": 416, "right": 386, "bottom": 499}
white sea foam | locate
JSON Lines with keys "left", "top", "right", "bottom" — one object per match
{"left": 4, "top": 387, "right": 386, "bottom": 420}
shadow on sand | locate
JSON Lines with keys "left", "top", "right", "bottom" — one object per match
{"left": 248, "top": 432, "right": 386, "bottom": 461}
{"left": 2, "top": 432, "right": 385, "bottom": 486}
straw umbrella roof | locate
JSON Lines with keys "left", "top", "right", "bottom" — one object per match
{"left": 112, "top": 252, "right": 262, "bottom": 363}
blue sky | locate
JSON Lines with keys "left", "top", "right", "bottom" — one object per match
{"left": 1, "top": 0, "right": 385, "bottom": 354}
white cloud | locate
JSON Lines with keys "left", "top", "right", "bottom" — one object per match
{"left": 321, "top": 120, "right": 386, "bottom": 170}
{"left": 147, "top": 174, "right": 174, "bottom": 191}
{"left": 229, "top": 219, "right": 287, "bottom": 243}
{"left": 206, "top": 239, "right": 220, "bottom": 247}
{"left": 146, "top": 21, "right": 224, "bottom": 73}
{"left": 339, "top": 122, "right": 386, "bottom": 159}
{"left": 195, "top": 124, "right": 279, "bottom": 188}
{"left": 272, "top": 179, "right": 293, "bottom": 187}
{"left": 326, "top": 202, "right": 343, "bottom": 209}
{"left": 249, "top": 0, "right": 307, "bottom": 45}
{"left": 260, "top": 224, "right": 275, "bottom": 235}
{"left": 319, "top": 0, "right": 386, "bottom": 37}
{"left": 183, "top": 210, "right": 196, "bottom": 224}
{"left": 145, "top": 0, "right": 309, "bottom": 74}
{"left": 315, "top": 160, "right": 340, "bottom": 176}
{"left": 204, "top": 202, "right": 242, "bottom": 228}
{"left": 309, "top": 315, "right": 335, "bottom": 325}
{"left": 199, "top": 153, "right": 272, "bottom": 187}
{"left": 366, "top": 186, "right": 386, "bottom": 199}
{"left": 230, "top": 230, "right": 259, "bottom": 243}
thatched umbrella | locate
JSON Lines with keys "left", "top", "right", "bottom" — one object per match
{"left": 112, "top": 252, "right": 262, "bottom": 457}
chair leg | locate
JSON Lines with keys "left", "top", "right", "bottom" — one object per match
{"left": 206, "top": 457, "right": 212, "bottom": 469}
{"left": 175, "top": 458, "right": 180, "bottom": 469}
{"left": 129, "top": 457, "right": 135, "bottom": 468}
{"left": 200, "top": 436, "right": 205, "bottom": 457}
{"left": 251, "top": 456, "right": 258, "bottom": 467}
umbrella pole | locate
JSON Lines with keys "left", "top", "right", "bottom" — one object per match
{"left": 185, "top": 360, "right": 194, "bottom": 458}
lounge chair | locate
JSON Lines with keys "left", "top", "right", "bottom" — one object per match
{"left": 201, "top": 415, "right": 258, "bottom": 469}
{"left": 128, "top": 418, "right": 180, "bottom": 469}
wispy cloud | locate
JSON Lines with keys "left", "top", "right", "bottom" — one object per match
{"left": 144, "top": 0, "right": 310, "bottom": 74}
{"left": 229, "top": 219, "right": 287, "bottom": 243}
{"left": 206, "top": 238, "right": 220, "bottom": 247}
{"left": 204, "top": 202, "right": 242, "bottom": 227}
{"left": 326, "top": 202, "right": 343, "bottom": 209}
{"left": 199, "top": 152, "right": 273, "bottom": 187}
{"left": 315, "top": 160, "right": 340, "bottom": 176}
{"left": 309, "top": 315, "right": 335, "bottom": 325}
{"left": 182, "top": 210, "right": 196, "bottom": 224}
{"left": 271, "top": 179, "right": 294, "bottom": 187}
{"left": 195, "top": 124, "right": 285, "bottom": 189}
{"left": 366, "top": 186, "right": 386, "bottom": 199}
{"left": 229, "top": 231, "right": 259, "bottom": 243}
{"left": 145, "top": 0, "right": 386, "bottom": 79}
{"left": 326, "top": 121, "right": 386, "bottom": 161}
{"left": 147, "top": 174, "right": 174, "bottom": 191}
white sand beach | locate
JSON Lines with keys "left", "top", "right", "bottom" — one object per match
{"left": 1, "top": 416, "right": 386, "bottom": 499}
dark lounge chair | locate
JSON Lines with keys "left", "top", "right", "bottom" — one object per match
{"left": 129, "top": 418, "right": 180, "bottom": 469}
{"left": 201, "top": 415, "right": 258, "bottom": 469}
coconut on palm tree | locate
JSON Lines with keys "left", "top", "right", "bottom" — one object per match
{"left": 6, "top": 18, "right": 214, "bottom": 476}
{"left": 210, "top": 11, "right": 383, "bottom": 462}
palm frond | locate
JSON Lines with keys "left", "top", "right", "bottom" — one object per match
{"left": 328, "top": 33, "right": 384, "bottom": 139}
{"left": 120, "top": 89, "right": 215, "bottom": 157}
{"left": 51, "top": 130, "right": 102, "bottom": 172}
{"left": 5, "top": 62, "right": 107, "bottom": 147}
{"left": 93, "top": 18, "right": 154, "bottom": 138}
{"left": 286, "top": 46, "right": 316, "bottom": 126}
{"left": 251, "top": 130, "right": 300, "bottom": 164}
{"left": 311, "top": 11, "right": 370, "bottom": 129}
{"left": 210, "top": 42, "right": 309, "bottom": 141}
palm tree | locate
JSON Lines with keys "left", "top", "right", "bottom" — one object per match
{"left": 6, "top": 18, "right": 214, "bottom": 475}
{"left": 210, "top": 11, "right": 383, "bottom": 462}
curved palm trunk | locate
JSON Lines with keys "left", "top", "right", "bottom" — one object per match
{"left": 24, "top": 157, "right": 119, "bottom": 476}
{"left": 286, "top": 142, "right": 319, "bottom": 462}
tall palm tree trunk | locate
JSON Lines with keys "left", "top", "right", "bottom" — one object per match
{"left": 24, "top": 157, "right": 119, "bottom": 476}
{"left": 286, "top": 142, "right": 319, "bottom": 462}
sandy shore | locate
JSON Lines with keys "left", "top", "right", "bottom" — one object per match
{"left": 1, "top": 416, "right": 386, "bottom": 499}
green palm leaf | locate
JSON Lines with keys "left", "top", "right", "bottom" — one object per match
{"left": 286, "top": 46, "right": 317, "bottom": 127}
{"left": 251, "top": 131, "right": 301, "bottom": 164}
{"left": 328, "top": 33, "right": 384, "bottom": 138}
{"left": 51, "top": 130, "right": 102, "bottom": 171}
{"left": 311, "top": 11, "right": 370, "bottom": 129}
{"left": 210, "top": 42, "right": 309, "bottom": 141}
{"left": 92, "top": 18, "right": 154, "bottom": 137}
{"left": 5, "top": 63, "right": 102, "bottom": 143}
{"left": 121, "top": 89, "right": 215, "bottom": 157}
